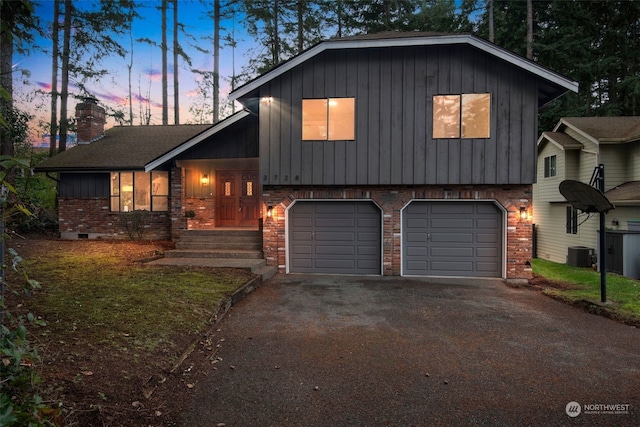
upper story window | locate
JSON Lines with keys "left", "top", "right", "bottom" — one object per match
{"left": 544, "top": 155, "right": 557, "bottom": 177}
{"left": 110, "top": 171, "right": 169, "bottom": 212}
{"left": 433, "top": 93, "right": 491, "bottom": 139}
{"left": 302, "top": 98, "right": 355, "bottom": 141}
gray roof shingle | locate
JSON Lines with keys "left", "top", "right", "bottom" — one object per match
{"left": 562, "top": 117, "right": 640, "bottom": 143}
{"left": 35, "top": 124, "right": 212, "bottom": 172}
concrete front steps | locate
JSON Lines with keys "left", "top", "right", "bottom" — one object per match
{"left": 149, "top": 229, "right": 277, "bottom": 281}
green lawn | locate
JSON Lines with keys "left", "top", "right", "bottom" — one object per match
{"left": 532, "top": 258, "right": 640, "bottom": 324}
{"left": 23, "top": 249, "right": 255, "bottom": 363}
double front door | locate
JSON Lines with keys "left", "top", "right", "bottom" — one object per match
{"left": 216, "top": 170, "right": 260, "bottom": 227}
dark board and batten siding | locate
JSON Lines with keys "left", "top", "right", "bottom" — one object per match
{"left": 177, "top": 115, "right": 258, "bottom": 160}
{"left": 257, "top": 44, "right": 539, "bottom": 187}
{"left": 59, "top": 173, "right": 109, "bottom": 198}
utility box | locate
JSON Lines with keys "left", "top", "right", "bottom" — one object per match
{"left": 567, "top": 246, "right": 594, "bottom": 267}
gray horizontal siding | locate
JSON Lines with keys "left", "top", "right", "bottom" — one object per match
{"left": 257, "top": 44, "right": 539, "bottom": 186}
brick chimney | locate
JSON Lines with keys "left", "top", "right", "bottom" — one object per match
{"left": 76, "top": 97, "right": 105, "bottom": 144}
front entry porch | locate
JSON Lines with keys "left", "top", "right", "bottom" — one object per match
{"left": 177, "top": 159, "right": 262, "bottom": 231}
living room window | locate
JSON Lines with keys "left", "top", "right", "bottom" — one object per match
{"left": 302, "top": 98, "right": 355, "bottom": 141}
{"left": 433, "top": 93, "right": 491, "bottom": 139}
{"left": 566, "top": 206, "right": 578, "bottom": 234}
{"left": 544, "top": 155, "right": 557, "bottom": 177}
{"left": 110, "top": 171, "right": 169, "bottom": 212}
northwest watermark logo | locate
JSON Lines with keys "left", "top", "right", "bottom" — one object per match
{"left": 566, "top": 401, "right": 630, "bottom": 417}
{"left": 566, "top": 401, "right": 581, "bottom": 418}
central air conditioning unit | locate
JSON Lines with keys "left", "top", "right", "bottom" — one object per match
{"left": 567, "top": 246, "right": 594, "bottom": 267}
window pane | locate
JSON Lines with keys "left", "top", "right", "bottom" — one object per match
{"left": 302, "top": 99, "right": 328, "bottom": 140}
{"left": 120, "top": 172, "right": 133, "bottom": 212}
{"left": 110, "top": 172, "right": 120, "bottom": 196}
{"left": 328, "top": 98, "right": 355, "bottom": 140}
{"left": 134, "top": 172, "right": 150, "bottom": 210}
{"left": 152, "top": 196, "right": 168, "bottom": 212}
{"left": 151, "top": 171, "right": 168, "bottom": 196}
{"left": 461, "top": 93, "right": 490, "bottom": 138}
{"left": 433, "top": 95, "right": 460, "bottom": 138}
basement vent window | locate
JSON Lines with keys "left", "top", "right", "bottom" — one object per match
{"left": 77, "top": 233, "right": 89, "bottom": 239}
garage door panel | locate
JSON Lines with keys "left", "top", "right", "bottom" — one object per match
{"left": 432, "top": 247, "right": 474, "bottom": 257}
{"left": 315, "top": 245, "right": 355, "bottom": 255}
{"left": 315, "top": 218, "right": 355, "bottom": 228}
{"left": 406, "top": 218, "right": 428, "bottom": 228}
{"left": 403, "top": 201, "right": 502, "bottom": 277}
{"left": 315, "top": 259, "right": 356, "bottom": 269}
{"left": 431, "top": 218, "right": 474, "bottom": 229}
{"left": 291, "top": 231, "right": 313, "bottom": 241}
{"left": 431, "top": 261, "right": 474, "bottom": 272}
{"left": 358, "top": 232, "right": 379, "bottom": 241}
{"left": 290, "top": 201, "right": 381, "bottom": 274}
{"left": 315, "top": 231, "right": 356, "bottom": 241}
{"left": 430, "top": 233, "right": 474, "bottom": 243}
{"left": 477, "top": 218, "right": 499, "bottom": 229}
{"left": 476, "top": 246, "right": 498, "bottom": 256}
{"left": 430, "top": 203, "right": 475, "bottom": 214}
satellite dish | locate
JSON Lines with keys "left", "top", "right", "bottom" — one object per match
{"left": 559, "top": 180, "right": 615, "bottom": 213}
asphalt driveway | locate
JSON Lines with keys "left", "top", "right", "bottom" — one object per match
{"left": 181, "top": 274, "right": 640, "bottom": 426}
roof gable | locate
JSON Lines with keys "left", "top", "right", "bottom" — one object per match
{"left": 230, "top": 31, "right": 578, "bottom": 108}
{"left": 559, "top": 117, "right": 640, "bottom": 144}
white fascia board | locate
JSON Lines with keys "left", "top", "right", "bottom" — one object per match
{"left": 230, "top": 34, "right": 578, "bottom": 102}
{"left": 144, "top": 110, "right": 251, "bottom": 172}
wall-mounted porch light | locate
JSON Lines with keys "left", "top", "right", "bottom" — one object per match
{"left": 519, "top": 206, "right": 528, "bottom": 221}
{"left": 262, "top": 96, "right": 273, "bottom": 104}
{"left": 267, "top": 205, "right": 273, "bottom": 218}
{"left": 201, "top": 174, "right": 209, "bottom": 185}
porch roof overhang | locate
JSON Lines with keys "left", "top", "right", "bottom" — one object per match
{"left": 144, "top": 110, "right": 252, "bottom": 172}
{"left": 230, "top": 32, "right": 578, "bottom": 109}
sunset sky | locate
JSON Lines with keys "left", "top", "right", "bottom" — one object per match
{"left": 15, "top": 0, "right": 256, "bottom": 143}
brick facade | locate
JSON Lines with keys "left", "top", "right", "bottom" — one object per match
{"left": 58, "top": 198, "right": 171, "bottom": 240}
{"left": 261, "top": 185, "right": 533, "bottom": 281}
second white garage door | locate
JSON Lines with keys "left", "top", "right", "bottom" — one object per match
{"left": 289, "top": 201, "right": 381, "bottom": 274}
{"left": 402, "top": 201, "right": 503, "bottom": 277}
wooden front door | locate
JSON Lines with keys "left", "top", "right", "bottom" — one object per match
{"left": 216, "top": 170, "right": 260, "bottom": 227}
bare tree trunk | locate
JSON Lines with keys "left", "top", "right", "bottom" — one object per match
{"left": 526, "top": 0, "right": 533, "bottom": 59}
{"left": 213, "top": 0, "right": 220, "bottom": 123}
{"left": 173, "top": 0, "right": 179, "bottom": 124}
{"left": 127, "top": 21, "right": 134, "bottom": 125}
{"left": 59, "top": 0, "right": 72, "bottom": 152}
{"left": 488, "top": 0, "right": 494, "bottom": 43}
{"left": 273, "top": 0, "right": 279, "bottom": 65}
{"left": 49, "top": 0, "right": 59, "bottom": 154}
{"left": 297, "top": 0, "right": 303, "bottom": 52}
{"left": 162, "top": 0, "right": 168, "bottom": 125}
{"left": 0, "top": 1, "right": 14, "bottom": 158}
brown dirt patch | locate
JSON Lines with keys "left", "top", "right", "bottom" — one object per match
{"left": 3, "top": 234, "right": 247, "bottom": 426}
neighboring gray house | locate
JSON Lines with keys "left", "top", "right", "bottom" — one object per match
{"left": 533, "top": 116, "right": 640, "bottom": 277}
{"left": 36, "top": 32, "right": 577, "bottom": 282}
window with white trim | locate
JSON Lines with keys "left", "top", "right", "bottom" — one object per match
{"left": 302, "top": 98, "right": 355, "bottom": 140}
{"left": 433, "top": 93, "right": 491, "bottom": 139}
{"left": 110, "top": 171, "right": 169, "bottom": 212}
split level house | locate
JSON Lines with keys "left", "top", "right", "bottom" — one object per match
{"left": 35, "top": 32, "right": 578, "bottom": 282}
{"left": 533, "top": 116, "right": 640, "bottom": 278}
